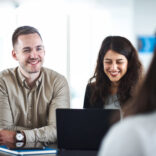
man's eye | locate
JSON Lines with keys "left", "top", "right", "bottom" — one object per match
{"left": 36, "top": 47, "right": 43, "bottom": 51}
{"left": 23, "top": 50, "right": 30, "bottom": 53}
{"left": 37, "top": 48, "right": 41, "bottom": 51}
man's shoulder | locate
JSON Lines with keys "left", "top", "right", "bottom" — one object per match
{"left": 41, "top": 67, "right": 68, "bottom": 88}
{"left": 42, "top": 67, "right": 67, "bottom": 84}
{"left": 0, "top": 68, "right": 17, "bottom": 79}
{"left": 42, "top": 67, "right": 65, "bottom": 79}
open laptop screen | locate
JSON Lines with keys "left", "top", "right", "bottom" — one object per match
{"left": 56, "top": 108, "right": 120, "bottom": 150}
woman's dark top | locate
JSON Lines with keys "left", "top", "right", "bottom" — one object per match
{"left": 84, "top": 84, "right": 122, "bottom": 121}
{"left": 83, "top": 84, "right": 120, "bottom": 109}
{"left": 83, "top": 84, "right": 104, "bottom": 108}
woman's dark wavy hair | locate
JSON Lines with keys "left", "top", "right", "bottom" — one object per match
{"left": 124, "top": 46, "right": 156, "bottom": 116}
{"left": 89, "top": 36, "right": 142, "bottom": 107}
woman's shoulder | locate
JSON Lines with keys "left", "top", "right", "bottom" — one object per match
{"left": 85, "top": 83, "right": 96, "bottom": 96}
{"left": 86, "top": 82, "right": 95, "bottom": 90}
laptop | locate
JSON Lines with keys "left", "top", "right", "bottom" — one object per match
{"left": 56, "top": 108, "right": 120, "bottom": 153}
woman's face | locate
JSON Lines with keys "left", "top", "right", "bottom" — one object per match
{"left": 103, "top": 50, "right": 128, "bottom": 84}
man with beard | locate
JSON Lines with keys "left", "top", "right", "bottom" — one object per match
{"left": 0, "top": 26, "right": 70, "bottom": 146}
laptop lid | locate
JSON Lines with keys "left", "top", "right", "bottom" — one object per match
{"left": 56, "top": 108, "right": 120, "bottom": 151}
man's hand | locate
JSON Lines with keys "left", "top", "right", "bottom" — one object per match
{"left": 0, "top": 130, "right": 16, "bottom": 145}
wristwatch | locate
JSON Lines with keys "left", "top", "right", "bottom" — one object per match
{"left": 16, "top": 131, "right": 24, "bottom": 142}
{"left": 16, "top": 142, "right": 25, "bottom": 148}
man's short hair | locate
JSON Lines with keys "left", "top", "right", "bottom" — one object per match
{"left": 12, "top": 26, "right": 42, "bottom": 47}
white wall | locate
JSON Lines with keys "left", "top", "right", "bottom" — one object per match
{"left": 134, "top": 0, "right": 156, "bottom": 70}
{"left": 0, "top": 0, "right": 155, "bottom": 108}
{"left": 0, "top": 3, "right": 17, "bottom": 71}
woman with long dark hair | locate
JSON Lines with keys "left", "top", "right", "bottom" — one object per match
{"left": 84, "top": 36, "right": 142, "bottom": 113}
{"left": 98, "top": 46, "right": 156, "bottom": 156}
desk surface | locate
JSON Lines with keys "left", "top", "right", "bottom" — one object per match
{"left": 0, "top": 144, "right": 98, "bottom": 156}
{"left": 57, "top": 150, "right": 97, "bottom": 156}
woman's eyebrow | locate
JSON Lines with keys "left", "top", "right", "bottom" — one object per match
{"left": 117, "top": 59, "right": 124, "bottom": 61}
{"left": 104, "top": 58, "right": 124, "bottom": 60}
{"left": 104, "top": 58, "right": 111, "bottom": 60}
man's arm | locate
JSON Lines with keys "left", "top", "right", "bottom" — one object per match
{"left": 0, "top": 79, "right": 31, "bottom": 130}
{"left": 0, "top": 76, "right": 70, "bottom": 143}
{"left": 0, "top": 130, "right": 16, "bottom": 145}
{"left": 23, "top": 76, "right": 70, "bottom": 143}
{"left": 0, "top": 80, "right": 29, "bottom": 144}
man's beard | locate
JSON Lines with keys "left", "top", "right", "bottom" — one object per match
{"left": 20, "top": 61, "right": 43, "bottom": 74}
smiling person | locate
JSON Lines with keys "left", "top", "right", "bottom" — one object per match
{"left": 0, "top": 26, "right": 70, "bottom": 146}
{"left": 83, "top": 36, "right": 142, "bottom": 116}
{"left": 98, "top": 46, "right": 156, "bottom": 156}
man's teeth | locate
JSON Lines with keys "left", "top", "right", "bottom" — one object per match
{"left": 29, "top": 61, "right": 38, "bottom": 64}
{"left": 28, "top": 60, "right": 38, "bottom": 64}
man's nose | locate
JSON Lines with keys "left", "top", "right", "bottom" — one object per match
{"left": 30, "top": 50, "right": 38, "bottom": 58}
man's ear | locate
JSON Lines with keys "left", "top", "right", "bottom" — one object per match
{"left": 12, "top": 50, "right": 18, "bottom": 60}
